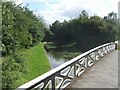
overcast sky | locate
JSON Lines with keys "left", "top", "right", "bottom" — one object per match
{"left": 14, "top": 0, "right": 119, "bottom": 24}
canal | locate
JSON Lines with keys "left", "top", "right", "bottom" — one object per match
{"left": 46, "top": 50, "right": 68, "bottom": 68}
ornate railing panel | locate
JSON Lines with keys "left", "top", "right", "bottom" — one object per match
{"left": 18, "top": 42, "right": 116, "bottom": 90}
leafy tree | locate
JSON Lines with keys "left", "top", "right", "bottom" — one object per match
{"left": 2, "top": 2, "right": 47, "bottom": 55}
{"left": 2, "top": 2, "right": 48, "bottom": 89}
{"left": 44, "top": 10, "right": 118, "bottom": 51}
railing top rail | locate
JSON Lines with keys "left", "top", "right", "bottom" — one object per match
{"left": 18, "top": 42, "right": 115, "bottom": 89}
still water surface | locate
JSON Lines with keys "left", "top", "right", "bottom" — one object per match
{"left": 46, "top": 50, "right": 68, "bottom": 68}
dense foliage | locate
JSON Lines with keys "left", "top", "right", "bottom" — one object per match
{"left": 2, "top": 52, "right": 26, "bottom": 89}
{"left": 2, "top": 2, "right": 47, "bottom": 56}
{"left": 44, "top": 10, "right": 118, "bottom": 51}
{"left": 1, "top": 2, "right": 118, "bottom": 89}
{"left": 2, "top": 2, "right": 47, "bottom": 89}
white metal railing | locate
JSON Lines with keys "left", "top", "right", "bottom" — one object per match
{"left": 17, "top": 42, "right": 116, "bottom": 90}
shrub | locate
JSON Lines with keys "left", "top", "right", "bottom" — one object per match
{"left": 2, "top": 52, "right": 26, "bottom": 89}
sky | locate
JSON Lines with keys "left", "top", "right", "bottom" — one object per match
{"left": 13, "top": 0, "right": 119, "bottom": 25}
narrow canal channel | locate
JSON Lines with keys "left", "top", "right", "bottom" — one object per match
{"left": 44, "top": 43, "right": 82, "bottom": 68}
{"left": 45, "top": 50, "right": 68, "bottom": 68}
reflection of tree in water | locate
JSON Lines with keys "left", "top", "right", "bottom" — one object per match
{"left": 45, "top": 43, "right": 82, "bottom": 68}
{"left": 47, "top": 50, "right": 67, "bottom": 61}
{"left": 46, "top": 50, "right": 67, "bottom": 68}
{"left": 47, "top": 49, "right": 81, "bottom": 61}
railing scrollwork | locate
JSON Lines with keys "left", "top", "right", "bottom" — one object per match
{"left": 18, "top": 42, "right": 116, "bottom": 90}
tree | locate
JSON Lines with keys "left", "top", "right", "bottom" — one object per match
{"left": 45, "top": 10, "right": 118, "bottom": 51}
{"left": 2, "top": 2, "right": 47, "bottom": 88}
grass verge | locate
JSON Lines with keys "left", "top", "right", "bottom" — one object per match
{"left": 16, "top": 42, "right": 51, "bottom": 87}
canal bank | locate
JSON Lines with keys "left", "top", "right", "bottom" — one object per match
{"left": 44, "top": 42, "right": 82, "bottom": 68}
{"left": 16, "top": 42, "right": 51, "bottom": 87}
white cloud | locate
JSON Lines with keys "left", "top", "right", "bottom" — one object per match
{"left": 37, "top": 9, "right": 70, "bottom": 24}
{"left": 12, "top": 0, "right": 22, "bottom": 5}
{"left": 17, "top": 0, "right": 119, "bottom": 24}
{"left": 60, "top": 0, "right": 118, "bottom": 17}
{"left": 44, "top": 0, "right": 119, "bottom": 24}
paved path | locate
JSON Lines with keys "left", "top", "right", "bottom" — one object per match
{"left": 68, "top": 50, "right": 118, "bottom": 88}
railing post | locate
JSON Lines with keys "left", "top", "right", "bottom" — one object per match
{"left": 74, "top": 63, "right": 77, "bottom": 77}
{"left": 52, "top": 77, "right": 55, "bottom": 90}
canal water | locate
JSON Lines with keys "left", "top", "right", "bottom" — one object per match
{"left": 45, "top": 50, "right": 68, "bottom": 68}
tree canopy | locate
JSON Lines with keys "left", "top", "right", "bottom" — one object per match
{"left": 2, "top": 2, "right": 48, "bottom": 89}
{"left": 44, "top": 10, "right": 118, "bottom": 51}
{"left": 2, "top": 2, "right": 47, "bottom": 56}
{"left": 1, "top": 2, "right": 118, "bottom": 89}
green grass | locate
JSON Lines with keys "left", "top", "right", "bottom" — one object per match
{"left": 16, "top": 42, "right": 51, "bottom": 87}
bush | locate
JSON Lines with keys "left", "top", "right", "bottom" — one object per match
{"left": 2, "top": 52, "right": 26, "bottom": 89}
